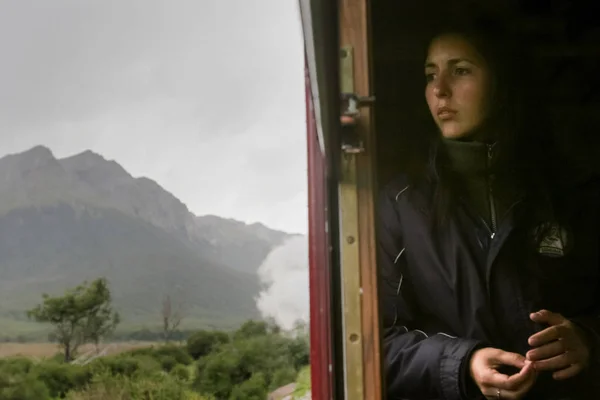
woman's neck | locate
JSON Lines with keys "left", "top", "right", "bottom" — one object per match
{"left": 442, "top": 138, "right": 497, "bottom": 176}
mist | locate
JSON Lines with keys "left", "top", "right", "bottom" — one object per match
{"left": 256, "top": 235, "right": 309, "bottom": 331}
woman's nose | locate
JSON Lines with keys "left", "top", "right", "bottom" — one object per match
{"left": 432, "top": 76, "right": 451, "bottom": 98}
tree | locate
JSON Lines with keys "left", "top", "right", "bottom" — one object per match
{"left": 161, "top": 294, "right": 186, "bottom": 343}
{"left": 194, "top": 332, "right": 304, "bottom": 398}
{"left": 83, "top": 281, "right": 121, "bottom": 351}
{"left": 186, "top": 330, "right": 229, "bottom": 360}
{"left": 27, "top": 278, "right": 120, "bottom": 362}
{"left": 233, "top": 320, "right": 269, "bottom": 340}
{"left": 229, "top": 372, "right": 267, "bottom": 400}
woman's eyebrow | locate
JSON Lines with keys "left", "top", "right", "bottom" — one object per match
{"left": 424, "top": 57, "right": 476, "bottom": 69}
{"left": 448, "top": 57, "right": 475, "bottom": 66}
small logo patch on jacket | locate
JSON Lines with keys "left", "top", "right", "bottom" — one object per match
{"left": 534, "top": 222, "right": 571, "bottom": 257}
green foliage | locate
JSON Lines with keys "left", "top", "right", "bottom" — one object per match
{"left": 194, "top": 320, "right": 310, "bottom": 399}
{"left": 194, "top": 348, "right": 240, "bottom": 399}
{"left": 126, "top": 346, "right": 155, "bottom": 358}
{"left": 152, "top": 344, "right": 193, "bottom": 366}
{"left": 27, "top": 278, "right": 120, "bottom": 362}
{"left": 159, "top": 355, "right": 177, "bottom": 372}
{"left": 125, "top": 344, "right": 192, "bottom": 374}
{"left": 288, "top": 335, "right": 310, "bottom": 370}
{"left": 271, "top": 367, "right": 298, "bottom": 390}
{"left": 232, "top": 320, "right": 269, "bottom": 340}
{"left": 128, "top": 354, "right": 162, "bottom": 377}
{"left": 186, "top": 330, "right": 229, "bottom": 360}
{"left": 293, "top": 366, "right": 311, "bottom": 398}
{"left": 33, "top": 362, "right": 77, "bottom": 398}
{"left": 0, "top": 319, "right": 309, "bottom": 400}
{"left": 229, "top": 372, "right": 267, "bottom": 400}
{"left": 94, "top": 356, "right": 141, "bottom": 377}
{"left": 170, "top": 364, "right": 191, "bottom": 382}
{"left": 65, "top": 371, "right": 201, "bottom": 400}
{"left": 85, "top": 310, "right": 120, "bottom": 348}
{"left": 0, "top": 358, "right": 90, "bottom": 399}
{"left": 0, "top": 373, "right": 50, "bottom": 400}
{"left": 0, "top": 357, "right": 34, "bottom": 375}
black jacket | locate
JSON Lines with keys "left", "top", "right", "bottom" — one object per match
{"left": 379, "top": 173, "right": 600, "bottom": 400}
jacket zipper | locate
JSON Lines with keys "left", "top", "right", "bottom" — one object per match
{"left": 487, "top": 144, "right": 497, "bottom": 238}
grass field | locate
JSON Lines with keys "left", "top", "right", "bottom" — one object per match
{"left": 0, "top": 341, "right": 156, "bottom": 359}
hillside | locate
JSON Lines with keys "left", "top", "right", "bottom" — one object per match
{"left": 0, "top": 146, "right": 291, "bottom": 337}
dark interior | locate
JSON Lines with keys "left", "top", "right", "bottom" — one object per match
{"left": 372, "top": 0, "right": 600, "bottom": 187}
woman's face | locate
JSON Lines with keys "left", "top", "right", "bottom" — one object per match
{"left": 425, "top": 34, "right": 492, "bottom": 139}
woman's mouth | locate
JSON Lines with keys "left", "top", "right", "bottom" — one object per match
{"left": 437, "top": 107, "right": 457, "bottom": 120}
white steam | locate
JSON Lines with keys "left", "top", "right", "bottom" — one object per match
{"left": 256, "top": 235, "right": 309, "bottom": 331}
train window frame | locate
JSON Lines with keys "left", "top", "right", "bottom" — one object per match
{"left": 304, "top": 1, "right": 600, "bottom": 399}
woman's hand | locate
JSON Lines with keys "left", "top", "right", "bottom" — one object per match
{"left": 527, "top": 309, "right": 591, "bottom": 380}
{"left": 470, "top": 347, "right": 537, "bottom": 399}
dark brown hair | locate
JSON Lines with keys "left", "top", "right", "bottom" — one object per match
{"left": 413, "top": 11, "right": 566, "bottom": 239}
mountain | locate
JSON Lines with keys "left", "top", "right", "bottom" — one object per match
{"left": 0, "top": 146, "right": 292, "bottom": 336}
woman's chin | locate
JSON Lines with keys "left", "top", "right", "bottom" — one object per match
{"left": 439, "top": 123, "right": 481, "bottom": 140}
{"left": 440, "top": 130, "right": 471, "bottom": 140}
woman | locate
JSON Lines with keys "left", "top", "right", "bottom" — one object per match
{"left": 376, "top": 17, "right": 600, "bottom": 400}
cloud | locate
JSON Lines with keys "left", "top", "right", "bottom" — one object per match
{"left": 256, "top": 235, "right": 309, "bottom": 330}
{"left": 0, "top": 0, "right": 307, "bottom": 233}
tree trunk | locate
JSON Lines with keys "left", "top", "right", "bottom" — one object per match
{"left": 64, "top": 342, "right": 71, "bottom": 362}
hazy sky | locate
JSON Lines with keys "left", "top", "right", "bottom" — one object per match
{"left": 0, "top": 0, "right": 307, "bottom": 234}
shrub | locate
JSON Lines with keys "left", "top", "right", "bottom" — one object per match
{"left": 186, "top": 330, "right": 229, "bottom": 360}
{"left": 229, "top": 372, "right": 267, "bottom": 400}
{"left": 270, "top": 367, "right": 297, "bottom": 390}
{"left": 94, "top": 356, "right": 141, "bottom": 377}
{"left": 159, "top": 355, "right": 177, "bottom": 372}
{"left": 65, "top": 371, "right": 193, "bottom": 400}
{"left": 129, "top": 354, "right": 162, "bottom": 377}
{"left": 194, "top": 331, "right": 311, "bottom": 399}
{"left": 32, "top": 362, "right": 80, "bottom": 398}
{"left": 0, "top": 374, "right": 50, "bottom": 400}
{"left": 153, "top": 345, "right": 193, "bottom": 366}
{"left": 0, "top": 357, "right": 34, "bottom": 375}
{"left": 288, "top": 336, "right": 310, "bottom": 370}
{"left": 232, "top": 320, "right": 269, "bottom": 341}
{"left": 126, "top": 346, "right": 156, "bottom": 358}
{"left": 126, "top": 344, "right": 192, "bottom": 366}
{"left": 293, "top": 366, "right": 311, "bottom": 398}
{"left": 170, "top": 364, "right": 191, "bottom": 382}
{"left": 48, "top": 351, "right": 68, "bottom": 364}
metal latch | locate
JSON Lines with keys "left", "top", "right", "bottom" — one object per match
{"left": 339, "top": 46, "right": 375, "bottom": 154}
{"left": 340, "top": 93, "right": 375, "bottom": 154}
{"left": 341, "top": 93, "right": 376, "bottom": 117}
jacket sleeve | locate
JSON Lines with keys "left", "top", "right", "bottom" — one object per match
{"left": 378, "top": 185, "right": 484, "bottom": 400}
{"left": 569, "top": 177, "right": 600, "bottom": 376}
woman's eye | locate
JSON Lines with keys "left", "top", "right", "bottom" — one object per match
{"left": 425, "top": 73, "right": 435, "bottom": 82}
{"left": 454, "top": 67, "right": 471, "bottom": 76}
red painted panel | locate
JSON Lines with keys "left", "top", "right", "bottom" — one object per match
{"left": 306, "top": 57, "right": 334, "bottom": 400}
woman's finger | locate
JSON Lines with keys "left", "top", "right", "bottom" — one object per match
{"left": 482, "top": 367, "right": 536, "bottom": 400}
{"left": 530, "top": 310, "right": 566, "bottom": 326}
{"left": 552, "top": 364, "right": 583, "bottom": 381}
{"left": 486, "top": 362, "right": 535, "bottom": 391}
{"left": 532, "top": 351, "right": 573, "bottom": 371}
{"left": 492, "top": 350, "right": 527, "bottom": 369}
{"left": 528, "top": 325, "right": 563, "bottom": 347}
{"left": 527, "top": 340, "right": 565, "bottom": 361}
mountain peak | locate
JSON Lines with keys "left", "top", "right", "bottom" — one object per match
{"left": 61, "top": 149, "right": 111, "bottom": 166}
{"left": 0, "top": 145, "right": 58, "bottom": 173}
{"left": 60, "top": 150, "right": 132, "bottom": 183}
{"left": 7, "top": 145, "right": 55, "bottom": 161}
{"left": 23, "top": 145, "right": 54, "bottom": 157}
